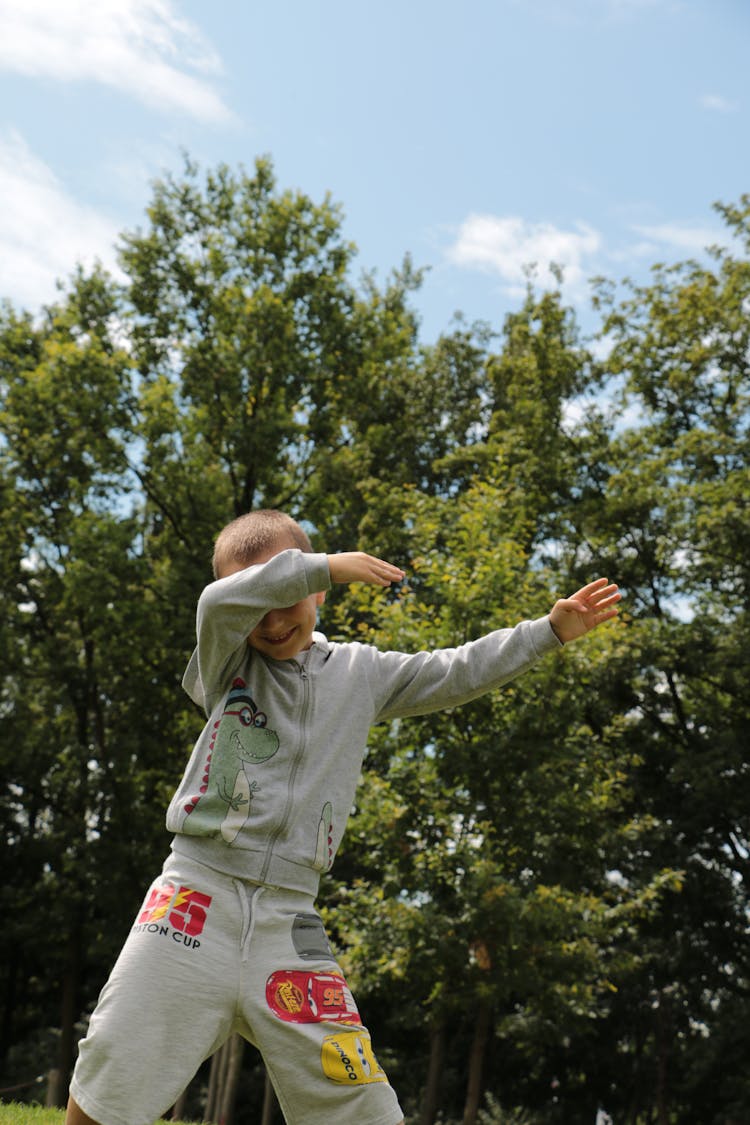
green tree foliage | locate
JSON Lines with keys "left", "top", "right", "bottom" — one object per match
{"left": 1, "top": 164, "right": 749, "bottom": 1125}
{"left": 120, "top": 156, "right": 359, "bottom": 528}
{"left": 324, "top": 481, "right": 673, "bottom": 1124}
{"left": 569, "top": 204, "right": 750, "bottom": 1123}
{"left": 0, "top": 274, "right": 174, "bottom": 1098}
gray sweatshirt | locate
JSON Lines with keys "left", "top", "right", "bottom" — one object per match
{"left": 167, "top": 549, "right": 561, "bottom": 895}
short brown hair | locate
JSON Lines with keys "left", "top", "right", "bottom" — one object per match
{"left": 212, "top": 510, "right": 313, "bottom": 579}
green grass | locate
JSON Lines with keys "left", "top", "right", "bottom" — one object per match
{"left": 0, "top": 1105, "right": 190, "bottom": 1124}
{"left": 0, "top": 1110, "right": 67, "bottom": 1125}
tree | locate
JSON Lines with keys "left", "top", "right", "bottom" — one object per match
{"left": 323, "top": 470, "right": 673, "bottom": 1124}
{"left": 557, "top": 197, "right": 750, "bottom": 1122}
{"left": 1, "top": 155, "right": 497, "bottom": 1113}
{"left": 0, "top": 273, "right": 173, "bottom": 1101}
{"left": 4, "top": 158, "right": 750, "bottom": 1123}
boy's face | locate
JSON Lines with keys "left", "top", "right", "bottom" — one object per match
{"left": 219, "top": 541, "right": 325, "bottom": 662}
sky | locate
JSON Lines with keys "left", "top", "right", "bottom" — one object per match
{"left": 0, "top": 0, "right": 747, "bottom": 345}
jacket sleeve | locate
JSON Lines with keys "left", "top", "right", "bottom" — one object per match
{"left": 181, "top": 549, "right": 331, "bottom": 714}
{"left": 369, "top": 617, "right": 562, "bottom": 722}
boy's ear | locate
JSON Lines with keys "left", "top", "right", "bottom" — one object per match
{"left": 315, "top": 591, "right": 326, "bottom": 607}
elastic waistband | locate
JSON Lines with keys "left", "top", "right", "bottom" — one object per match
{"left": 169, "top": 835, "right": 322, "bottom": 898}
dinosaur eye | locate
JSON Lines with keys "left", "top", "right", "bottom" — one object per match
{"left": 238, "top": 707, "right": 254, "bottom": 726}
{"left": 254, "top": 712, "right": 267, "bottom": 728}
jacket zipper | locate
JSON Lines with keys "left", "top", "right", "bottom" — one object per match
{"left": 259, "top": 662, "right": 310, "bottom": 884}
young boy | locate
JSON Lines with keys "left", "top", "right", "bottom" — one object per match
{"left": 67, "top": 509, "right": 621, "bottom": 1125}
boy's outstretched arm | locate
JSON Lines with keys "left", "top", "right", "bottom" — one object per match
{"left": 549, "top": 578, "right": 621, "bottom": 644}
{"left": 325, "top": 555, "right": 620, "bottom": 645}
{"left": 327, "top": 552, "right": 405, "bottom": 587}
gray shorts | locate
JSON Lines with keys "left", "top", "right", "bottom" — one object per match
{"left": 70, "top": 852, "right": 403, "bottom": 1125}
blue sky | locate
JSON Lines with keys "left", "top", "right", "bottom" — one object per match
{"left": 0, "top": 0, "right": 747, "bottom": 344}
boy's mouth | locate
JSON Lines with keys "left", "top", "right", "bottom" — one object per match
{"left": 263, "top": 627, "right": 296, "bottom": 646}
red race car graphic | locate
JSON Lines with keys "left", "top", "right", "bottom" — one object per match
{"left": 266, "top": 970, "right": 361, "bottom": 1025}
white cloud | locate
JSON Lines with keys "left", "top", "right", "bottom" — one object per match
{"left": 446, "top": 213, "right": 602, "bottom": 294}
{"left": 0, "top": 130, "right": 123, "bottom": 311}
{"left": 700, "top": 93, "right": 739, "bottom": 114}
{"left": 631, "top": 222, "right": 726, "bottom": 254}
{"left": 0, "top": 0, "right": 231, "bottom": 122}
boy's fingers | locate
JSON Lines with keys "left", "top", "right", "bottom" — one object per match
{"left": 573, "top": 580, "right": 620, "bottom": 605}
{"left": 565, "top": 591, "right": 621, "bottom": 616}
{"left": 589, "top": 590, "right": 621, "bottom": 609}
{"left": 358, "top": 557, "right": 405, "bottom": 585}
{"left": 329, "top": 552, "right": 405, "bottom": 584}
{"left": 576, "top": 577, "right": 610, "bottom": 596}
{"left": 372, "top": 558, "right": 405, "bottom": 580}
{"left": 593, "top": 583, "right": 620, "bottom": 600}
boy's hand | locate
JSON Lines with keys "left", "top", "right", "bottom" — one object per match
{"left": 327, "top": 552, "right": 405, "bottom": 587}
{"left": 549, "top": 578, "right": 621, "bottom": 644}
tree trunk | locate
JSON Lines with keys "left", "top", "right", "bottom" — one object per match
{"left": 218, "top": 1034, "right": 245, "bottom": 1125}
{"left": 461, "top": 1001, "right": 492, "bottom": 1125}
{"left": 260, "top": 1067, "right": 277, "bottom": 1125}
{"left": 656, "top": 995, "right": 671, "bottom": 1125}
{"left": 171, "top": 1086, "right": 189, "bottom": 1120}
{"left": 45, "top": 1070, "right": 62, "bottom": 1107}
{"left": 0, "top": 947, "right": 19, "bottom": 1064}
{"left": 205, "top": 1039, "right": 230, "bottom": 1122}
{"left": 419, "top": 1019, "right": 446, "bottom": 1125}
{"left": 204, "top": 1034, "right": 245, "bottom": 1124}
{"left": 52, "top": 928, "right": 82, "bottom": 1107}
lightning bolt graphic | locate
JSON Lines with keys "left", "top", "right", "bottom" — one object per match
{"left": 151, "top": 885, "right": 190, "bottom": 923}
{"left": 150, "top": 892, "right": 171, "bottom": 922}
{"left": 171, "top": 888, "right": 192, "bottom": 913}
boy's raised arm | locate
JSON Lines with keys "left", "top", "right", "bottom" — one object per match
{"left": 325, "top": 554, "right": 621, "bottom": 646}
{"left": 327, "top": 552, "right": 405, "bottom": 587}
{"left": 548, "top": 578, "right": 621, "bottom": 644}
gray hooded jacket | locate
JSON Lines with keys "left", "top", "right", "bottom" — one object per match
{"left": 167, "top": 549, "right": 561, "bottom": 895}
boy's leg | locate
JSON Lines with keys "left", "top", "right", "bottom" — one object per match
{"left": 65, "top": 1096, "right": 100, "bottom": 1125}
{"left": 65, "top": 1096, "right": 99, "bottom": 1125}
{"left": 70, "top": 857, "right": 242, "bottom": 1125}
{"left": 238, "top": 886, "right": 405, "bottom": 1125}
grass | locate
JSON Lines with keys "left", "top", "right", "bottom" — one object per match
{"left": 0, "top": 1106, "right": 191, "bottom": 1124}
{"left": 0, "top": 1110, "right": 62, "bottom": 1125}
{"left": 0, "top": 1110, "right": 68, "bottom": 1125}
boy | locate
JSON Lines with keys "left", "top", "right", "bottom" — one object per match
{"left": 67, "top": 509, "right": 621, "bottom": 1125}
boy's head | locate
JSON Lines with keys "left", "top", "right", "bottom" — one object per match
{"left": 212, "top": 509, "right": 313, "bottom": 580}
{"left": 213, "top": 510, "right": 324, "bottom": 661}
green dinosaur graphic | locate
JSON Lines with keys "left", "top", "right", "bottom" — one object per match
{"left": 182, "top": 678, "right": 280, "bottom": 843}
